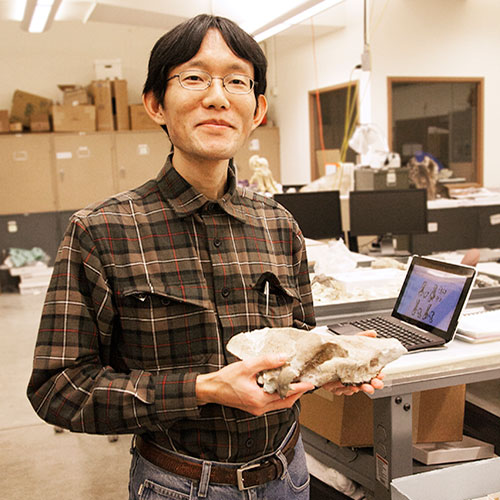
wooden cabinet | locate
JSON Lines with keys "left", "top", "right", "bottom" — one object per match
{"left": 0, "top": 134, "right": 56, "bottom": 215}
{"left": 0, "top": 128, "right": 281, "bottom": 262}
{"left": 114, "top": 130, "right": 170, "bottom": 192}
{"left": 53, "top": 133, "right": 115, "bottom": 211}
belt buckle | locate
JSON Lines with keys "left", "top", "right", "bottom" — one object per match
{"left": 236, "top": 462, "right": 261, "bottom": 491}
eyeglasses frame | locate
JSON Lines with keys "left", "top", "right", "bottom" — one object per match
{"left": 166, "top": 70, "right": 257, "bottom": 95}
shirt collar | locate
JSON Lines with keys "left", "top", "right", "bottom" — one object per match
{"left": 156, "top": 154, "right": 248, "bottom": 224}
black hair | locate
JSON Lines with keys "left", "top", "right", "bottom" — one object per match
{"left": 143, "top": 14, "right": 267, "bottom": 117}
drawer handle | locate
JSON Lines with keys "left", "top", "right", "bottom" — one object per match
{"left": 77, "top": 146, "right": 90, "bottom": 159}
{"left": 13, "top": 150, "right": 28, "bottom": 161}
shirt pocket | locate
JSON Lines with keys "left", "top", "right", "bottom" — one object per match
{"left": 115, "top": 281, "right": 216, "bottom": 372}
{"left": 251, "top": 271, "right": 300, "bottom": 328}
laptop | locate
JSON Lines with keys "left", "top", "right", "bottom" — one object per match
{"left": 327, "top": 256, "right": 477, "bottom": 352}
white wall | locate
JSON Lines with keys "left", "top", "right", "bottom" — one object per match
{"left": 2, "top": 1, "right": 500, "bottom": 186}
{"left": 0, "top": 20, "right": 165, "bottom": 108}
{"left": 273, "top": 0, "right": 500, "bottom": 187}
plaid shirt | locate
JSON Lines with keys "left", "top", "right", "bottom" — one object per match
{"left": 27, "top": 156, "right": 315, "bottom": 463}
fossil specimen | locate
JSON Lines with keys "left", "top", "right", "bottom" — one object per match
{"left": 227, "top": 326, "right": 406, "bottom": 397}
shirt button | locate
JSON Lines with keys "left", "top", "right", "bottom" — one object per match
{"left": 213, "top": 238, "right": 222, "bottom": 248}
{"left": 205, "top": 202, "right": 217, "bottom": 212}
{"left": 221, "top": 287, "right": 230, "bottom": 298}
{"left": 245, "top": 438, "right": 254, "bottom": 448}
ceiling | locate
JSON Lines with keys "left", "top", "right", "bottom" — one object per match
{"left": 0, "top": 0, "right": 346, "bottom": 45}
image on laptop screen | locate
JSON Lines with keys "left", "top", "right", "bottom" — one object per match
{"left": 395, "top": 264, "right": 468, "bottom": 332}
{"left": 392, "top": 256, "right": 476, "bottom": 339}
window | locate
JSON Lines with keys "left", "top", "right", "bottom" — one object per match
{"left": 309, "top": 82, "right": 359, "bottom": 180}
{"left": 388, "top": 77, "right": 483, "bottom": 185}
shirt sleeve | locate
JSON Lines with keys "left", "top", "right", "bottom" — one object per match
{"left": 292, "top": 228, "right": 317, "bottom": 331}
{"left": 27, "top": 217, "right": 201, "bottom": 435}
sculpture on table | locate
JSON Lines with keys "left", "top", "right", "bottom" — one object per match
{"left": 407, "top": 154, "right": 449, "bottom": 200}
{"left": 248, "top": 154, "right": 281, "bottom": 194}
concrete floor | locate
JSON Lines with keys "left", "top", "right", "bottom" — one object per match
{"left": 0, "top": 292, "right": 131, "bottom": 499}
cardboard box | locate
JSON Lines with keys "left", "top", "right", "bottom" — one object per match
{"left": 58, "top": 85, "right": 90, "bottom": 106}
{"left": 94, "top": 58, "right": 122, "bottom": 80}
{"left": 30, "top": 112, "right": 51, "bottom": 132}
{"left": 316, "top": 149, "right": 341, "bottom": 177}
{"left": 11, "top": 90, "right": 53, "bottom": 128}
{"left": 299, "top": 385, "right": 466, "bottom": 447}
{"left": 391, "top": 457, "right": 500, "bottom": 500}
{"left": 89, "top": 80, "right": 114, "bottom": 131}
{"left": 111, "top": 79, "right": 130, "bottom": 130}
{"left": 9, "top": 122, "right": 23, "bottom": 133}
{"left": 354, "top": 166, "right": 410, "bottom": 190}
{"left": 129, "top": 104, "right": 158, "bottom": 130}
{"left": 52, "top": 105, "right": 96, "bottom": 132}
{"left": 0, "top": 110, "right": 9, "bottom": 133}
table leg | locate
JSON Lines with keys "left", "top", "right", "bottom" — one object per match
{"left": 373, "top": 393, "right": 414, "bottom": 499}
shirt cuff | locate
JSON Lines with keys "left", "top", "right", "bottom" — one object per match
{"left": 153, "top": 371, "right": 201, "bottom": 421}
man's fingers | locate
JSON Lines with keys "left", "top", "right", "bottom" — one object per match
{"left": 243, "top": 354, "right": 289, "bottom": 374}
{"left": 370, "top": 377, "right": 384, "bottom": 389}
{"left": 286, "top": 382, "right": 315, "bottom": 395}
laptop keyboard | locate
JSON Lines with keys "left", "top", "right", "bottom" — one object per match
{"left": 348, "top": 317, "right": 434, "bottom": 349}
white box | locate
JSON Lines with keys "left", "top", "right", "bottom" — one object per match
{"left": 413, "top": 436, "right": 495, "bottom": 465}
{"left": 391, "top": 458, "right": 500, "bottom": 500}
{"left": 94, "top": 58, "right": 122, "bottom": 80}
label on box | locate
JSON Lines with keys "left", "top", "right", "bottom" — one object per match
{"left": 428, "top": 221, "right": 438, "bottom": 232}
{"left": 375, "top": 453, "right": 389, "bottom": 489}
{"left": 137, "top": 144, "right": 150, "bottom": 156}
{"left": 386, "top": 171, "right": 397, "bottom": 186}
{"left": 7, "top": 221, "right": 18, "bottom": 233}
{"left": 56, "top": 152, "right": 73, "bottom": 160}
{"left": 490, "top": 214, "right": 500, "bottom": 226}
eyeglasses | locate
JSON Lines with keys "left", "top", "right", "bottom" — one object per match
{"left": 167, "top": 70, "right": 256, "bottom": 95}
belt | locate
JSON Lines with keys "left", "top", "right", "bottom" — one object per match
{"left": 136, "top": 425, "right": 299, "bottom": 491}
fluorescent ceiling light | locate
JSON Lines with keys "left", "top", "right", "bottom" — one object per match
{"left": 252, "top": 0, "right": 345, "bottom": 42}
{"left": 21, "top": 0, "right": 63, "bottom": 33}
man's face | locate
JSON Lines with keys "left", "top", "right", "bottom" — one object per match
{"left": 156, "top": 29, "right": 267, "bottom": 164}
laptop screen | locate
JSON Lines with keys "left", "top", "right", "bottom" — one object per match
{"left": 392, "top": 256, "right": 476, "bottom": 340}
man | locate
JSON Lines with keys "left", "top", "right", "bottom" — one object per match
{"left": 27, "top": 14, "right": 382, "bottom": 499}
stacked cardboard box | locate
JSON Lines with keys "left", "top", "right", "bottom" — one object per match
{"left": 129, "top": 103, "right": 158, "bottom": 130}
{"left": 30, "top": 112, "right": 51, "bottom": 132}
{"left": 7, "top": 79, "right": 131, "bottom": 133}
{"left": 52, "top": 105, "right": 96, "bottom": 132}
{"left": 89, "top": 80, "right": 113, "bottom": 131}
{"left": 0, "top": 110, "right": 9, "bottom": 133}
{"left": 11, "top": 90, "right": 53, "bottom": 128}
{"left": 111, "top": 79, "right": 130, "bottom": 130}
{"left": 58, "top": 85, "right": 90, "bottom": 106}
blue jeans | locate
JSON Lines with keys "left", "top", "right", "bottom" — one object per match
{"left": 128, "top": 432, "right": 310, "bottom": 499}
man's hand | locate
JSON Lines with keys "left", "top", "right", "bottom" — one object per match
{"left": 322, "top": 374, "right": 384, "bottom": 396}
{"left": 322, "top": 329, "right": 385, "bottom": 396}
{"left": 196, "top": 355, "right": 314, "bottom": 416}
